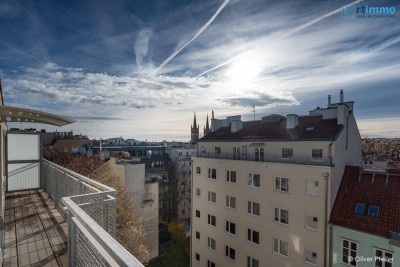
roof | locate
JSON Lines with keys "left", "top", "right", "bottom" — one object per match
{"left": 53, "top": 137, "right": 90, "bottom": 153}
{"left": 0, "top": 105, "right": 74, "bottom": 126}
{"left": 200, "top": 115, "right": 343, "bottom": 142}
{"left": 330, "top": 166, "right": 400, "bottom": 238}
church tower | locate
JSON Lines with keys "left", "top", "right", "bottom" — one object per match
{"left": 191, "top": 113, "right": 199, "bottom": 143}
{"left": 203, "top": 114, "right": 210, "bottom": 136}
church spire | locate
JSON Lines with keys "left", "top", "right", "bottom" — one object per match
{"left": 191, "top": 112, "right": 199, "bottom": 143}
{"left": 204, "top": 113, "right": 210, "bottom": 136}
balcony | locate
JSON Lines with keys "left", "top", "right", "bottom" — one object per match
{"left": 2, "top": 159, "right": 144, "bottom": 267}
{"left": 197, "top": 152, "right": 332, "bottom": 166}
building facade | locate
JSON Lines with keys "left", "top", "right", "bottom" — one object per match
{"left": 191, "top": 91, "right": 362, "bottom": 267}
{"left": 330, "top": 164, "right": 400, "bottom": 267}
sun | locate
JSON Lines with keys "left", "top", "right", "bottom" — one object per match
{"left": 225, "top": 51, "right": 262, "bottom": 86}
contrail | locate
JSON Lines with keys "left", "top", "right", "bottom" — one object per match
{"left": 196, "top": 0, "right": 364, "bottom": 78}
{"left": 148, "top": 0, "right": 230, "bottom": 77}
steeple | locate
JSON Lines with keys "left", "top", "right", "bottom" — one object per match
{"left": 191, "top": 112, "right": 199, "bottom": 143}
{"left": 204, "top": 114, "right": 210, "bottom": 136}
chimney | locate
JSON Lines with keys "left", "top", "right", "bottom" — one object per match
{"left": 328, "top": 95, "right": 331, "bottom": 106}
{"left": 286, "top": 114, "right": 299, "bottom": 129}
{"left": 340, "top": 90, "right": 344, "bottom": 103}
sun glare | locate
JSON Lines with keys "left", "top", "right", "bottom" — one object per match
{"left": 225, "top": 52, "right": 262, "bottom": 86}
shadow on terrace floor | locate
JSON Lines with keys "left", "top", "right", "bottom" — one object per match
{"left": 3, "top": 190, "right": 68, "bottom": 267}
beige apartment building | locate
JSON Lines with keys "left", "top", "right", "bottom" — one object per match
{"left": 191, "top": 91, "right": 362, "bottom": 267}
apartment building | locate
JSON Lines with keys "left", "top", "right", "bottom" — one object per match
{"left": 191, "top": 91, "right": 362, "bottom": 267}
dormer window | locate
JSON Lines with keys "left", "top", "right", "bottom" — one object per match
{"left": 354, "top": 203, "right": 366, "bottom": 215}
{"left": 368, "top": 205, "right": 379, "bottom": 217}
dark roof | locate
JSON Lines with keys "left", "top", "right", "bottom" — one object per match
{"left": 330, "top": 166, "right": 400, "bottom": 238}
{"left": 199, "top": 115, "right": 343, "bottom": 141}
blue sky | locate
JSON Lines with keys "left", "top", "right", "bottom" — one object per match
{"left": 0, "top": 0, "right": 399, "bottom": 140}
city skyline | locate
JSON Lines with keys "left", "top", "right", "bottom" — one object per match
{"left": 0, "top": 0, "right": 399, "bottom": 141}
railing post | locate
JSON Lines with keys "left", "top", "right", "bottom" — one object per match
{"left": 68, "top": 211, "right": 76, "bottom": 267}
{"left": 103, "top": 194, "right": 109, "bottom": 233}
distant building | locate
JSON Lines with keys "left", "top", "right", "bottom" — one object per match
{"left": 107, "top": 159, "right": 159, "bottom": 260}
{"left": 330, "top": 163, "right": 400, "bottom": 267}
{"left": 204, "top": 114, "right": 211, "bottom": 137}
{"left": 191, "top": 90, "right": 362, "bottom": 267}
{"left": 191, "top": 113, "right": 199, "bottom": 143}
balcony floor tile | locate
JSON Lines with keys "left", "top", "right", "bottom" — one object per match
{"left": 4, "top": 190, "right": 68, "bottom": 267}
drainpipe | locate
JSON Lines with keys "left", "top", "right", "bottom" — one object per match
{"left": 324, "top": 172, "right": 329, "bottom": 267}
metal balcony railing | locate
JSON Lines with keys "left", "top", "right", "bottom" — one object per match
{"left": 197, "top": 152, "right": 332, "bottom": 166}
{"left": 41, "top": 159, "right": 144, "bottom": 267}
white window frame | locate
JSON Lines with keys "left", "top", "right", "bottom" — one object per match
{"left": 248, "top": 173, "right": 261, "bottom": 187}
{"left": 207, "top": 260, "right": 215, "bottom": 267}
{"left": 275, "top": 177, "right": 289, "bottom": 193}
{"left": 225, "top": 245, "right": 236, "bottom": 261}
{"left": 341, "top": 238, "right": 358, "bottom": 266}
{"left": 226, "top": 195, "right": 236, "bottom": 209}
{"left": 247, "top": 201, "right": 260, "bottom": 216}
{"left": 195, "top": 188, "right": 201, "bottom": 197}
{"left": 207, "top": 214, "right": 216, "bottom": 227}
{"left": 306, "top": 180, "right": 320, "bottom": 195}
{"left": 195, "top": 252, "right": 200, "bottom": 262}
{"left": 225, "top": 221, "right": 236, "bottom": 235}
{"left": 195, "top": 231, "right": 200, "bottom": 240}
{"left": 273, "top": 237, "right": 288, "bottom": 257}
{"left": 195, "top": 209, "right": 200, "bottom": 218}
{"left": 274, "top": 208, "right": 289, "bottom": 225}
{"left": 226, "top": 170, "right": 237, "bottom": 183}
{"left": 304, "top": 249, "right": 317, "bottom": 266}
{"left": 208, "top": 168, "right": 216, "bottom": 180}
{"left": 207, "top": 237, "right": 216, "bottom": 251}
{"left": 305, "top": 215, "right": 318, "bottom": 231}
{"left": 247, "top": 256, "right": 259, "bottom": 267}
{"left": 233, "top": 147, "right": 241, "bottom": 160}
{"left": 247, "top": 228, "right": 260, "bottom": 245}
{"left": 281, "top": 148, "right": 293, "bottom": 159}
{"left": 195, "top": 166, "right": 201, "bottom": 175}
{"left": 311, "top": 148, "right": 323, "bottom": 161}
{"left": 207, "top": 191, "right": 216, "bottom": 204}
{"left": 374, "top": 248, "right": 393, "bottom": 267}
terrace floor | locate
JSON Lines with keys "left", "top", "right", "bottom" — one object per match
{"left": 3, "top": 190, "right": 68, "bottom": 267}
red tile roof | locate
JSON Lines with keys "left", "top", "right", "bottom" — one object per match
{"left": 330, "top": 166, "right": 400, "bottom": 238}
{"left": 200, "top": 115, "right": 343, "bottom": 141}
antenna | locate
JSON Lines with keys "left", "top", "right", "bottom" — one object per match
{"left": 251, "top": 105, "right": 255, "bottom": 121}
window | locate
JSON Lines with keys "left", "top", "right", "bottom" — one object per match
{"left": 207, "top": 237, "right": 216, "bottom": 250}
{"left": 215, "top": 147, "right": 221, "bottom": 154}
{"left": 254, "top": 147, "right": 264, "bottom": 161}
{"left": 207, "top": 260, "right": 215, "bottom": 267}
{"left": 305, "top": 250, "right": 317, "bottom": 265}
{"left": 312, "top": 149, "right": 323, "bottom": 160}
{"left": 306, "top": 180, "right": 319, "bottom": 195}
{"left": 208, "top": 191, "right": 216, "bottom": 203}
{"left": 247, "top": 256, "right": 259, "bottom": 267}
{"left": 354, "top": 203, "right": 366, "bottom": 215}
{"left": 305, "top": 215, "right": 318, "bottom": 230}
{"left": 196, "top": 166, "right": 201, "bottom": 174}
{"left": 195, "top": 231, "right": 200, "bottom": 240}
{"left": 374, "top": 248, "right": 393, "bottom": 267}
{"left": 282, "top": 148, "right": 293, "bottom": 159}
{"left": 274, "top": 208, "right": 289, "bottom": 225}
{"left": 208, "top": 214, "right": 216, "bottom": 227}
{"left": 225, "top": 246, "right": 236, "bottom": 261}
{"left": 247, "top": 229, "right": 260, "bottom": 244}
{"left": 248, "top": 201, "right": 260, "bottom": 216}
{"left": 233, "top": 147, "right": 241, "bottom": 160}
{"left": 181, "top": 209, "right": 185, "bottom": 215}
{"left": 225, "top": 221, "right": 236, "bottom": 235}
{"left": 248, "top": 173, "right": 260, "bottom": 187}
{"left": 195, "top": 253, "right": 200, "bottom": 261}
{"left": 368, "top": 205, "right": 380, "bottom": 217}
{"left": 342, "top": 239, "right": 357, "bottom": 266}
{"left": 195, "top": 210, "right": 200, "bottom": 218}
{"left": 196, "top": 188, "right": 201, "bottom": 197}
{"left": 208, "top": 168, "right": 216, "bottom": 179}
{"left": 226, "top": 171, "right": 236, "bottom": 183}
{"left": 275, "top": 177, "right": 289, "bottom": 192}
{"left": 273, "top": 237, "right": 288, "bottom": 257}
{"left": 226, "top": 196, "right": 236, "bottom": 209}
